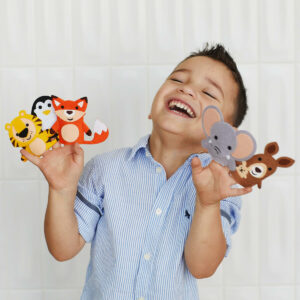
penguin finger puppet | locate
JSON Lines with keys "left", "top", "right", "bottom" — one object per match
{"left": 201, "top": 105, "right": 257, "bottom": 171}
{"left": 31, "top": 96, "right": 57, "bottom": 131}
{"left": 231, "top": 142, "right": 295, "bottom": 189}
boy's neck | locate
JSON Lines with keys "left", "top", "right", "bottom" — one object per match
{"left": 148, "top": 130, "right": 206, "bottom": 179}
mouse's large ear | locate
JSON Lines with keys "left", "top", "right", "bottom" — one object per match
{"left": 201, "top": 105, "right": 224, "bottom": 137}
{"left": 231, "top": 130, "right": 257, "bottom": 161}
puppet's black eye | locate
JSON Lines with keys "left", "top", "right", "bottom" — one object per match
{"left": 26, "top": 123, "right": 29, "bottom": 127}
{"left": 227, "top": 146, "right": 232, "bottom": 150}
{"left": 268, "top": 167, "right": 272, "bottom": 171}
{"left": 258, "top": 157, "right": 262, "bottom": 161}
{"left": 48, "top": 103, "right": 51, "bottom": 107}
{"left": 214, "top": 135, "right": 218, "bottom": 140}
{"left": 75, "top": 106, "right": 79, "bottom": 110}
{"left": 61, "top": 105, "right": 64, "bottom": 109}
{"left": 38, "top": 105, "right": 42, "bottom": 109}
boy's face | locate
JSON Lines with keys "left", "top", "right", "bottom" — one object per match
{"left": 150, "top": 56, "right": 239, "bottom": 147}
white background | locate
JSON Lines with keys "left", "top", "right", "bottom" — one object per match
{"left": 0, "top": 0, "right": 299, "bottom": 299}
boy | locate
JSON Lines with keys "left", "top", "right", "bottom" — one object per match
{"left": 21, "top": 44, "right": 252, "bottom": 300}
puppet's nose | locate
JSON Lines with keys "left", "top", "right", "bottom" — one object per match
{"left": 255, "top": 167, "right": 261, "bottom": 173}
{"left": 66, "top": 110, "right": 73, "bottom": 115}
{"left": 17, "top": 128, "right": 28, "bottom": 138}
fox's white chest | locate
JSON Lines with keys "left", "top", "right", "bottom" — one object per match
{"left": 61, "top": 124, "right": 79, "bottom": 142}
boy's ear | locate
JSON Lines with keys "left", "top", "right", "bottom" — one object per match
{"left": 148, "top": 114, "right": 152, "bottom": 120}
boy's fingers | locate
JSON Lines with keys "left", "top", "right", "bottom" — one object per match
{"left": 52, "top": 141, "right": 61, "bottom": 149}
{"left": 20, "top": 149, "right": 41, "bottom": 166}
{"left": 74, "top": 143, "right": 83, "bottom": 155}
{"left": 229, "top": 186, "right": 252, "bottom": 197}
{"left": 191, "top": 157, "right": 203, "bottom": 175}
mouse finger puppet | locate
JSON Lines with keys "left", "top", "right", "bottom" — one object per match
{"left": 5, "top": 110, "right": 58, "bottom": 162}
{"left": 51, "top": 95, "right": 109, "bottom": 145}
{"left": 201, "top": 105, "right": 257, "bottom": 171}
{"left": 231, "top": 142, "right": 295, "bottom": 189}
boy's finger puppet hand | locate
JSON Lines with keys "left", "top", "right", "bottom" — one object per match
{"left": 201, "top": 105, "right": 256, "bottom": 171}
{"left": 191, "top": 157, "right": 252, "bottom": 206}
{"left": 230, "top": 142, "right": 295, "bottom": 189}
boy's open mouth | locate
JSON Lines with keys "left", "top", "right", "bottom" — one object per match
{"left": 167, "top": 99, "right": 196, "bottom": 118}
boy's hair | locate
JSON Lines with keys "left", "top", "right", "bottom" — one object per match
{"left": 181, "top": 43, "right": 247, "bottom": 127}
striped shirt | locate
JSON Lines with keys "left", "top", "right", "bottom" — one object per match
{"left": 74, "top": 134, "right": 241, "bottom": 300}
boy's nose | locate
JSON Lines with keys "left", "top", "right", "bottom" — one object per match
{"left": 178, "top": 85, "right": 195, "bottom": 98}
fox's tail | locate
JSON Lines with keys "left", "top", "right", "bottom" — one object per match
{"left": 82, "top": 120, "right": 109, "bottom": 145}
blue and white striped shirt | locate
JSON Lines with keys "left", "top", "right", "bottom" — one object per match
{"left": 74, "top": 134, "right": 241, "bottom": 300}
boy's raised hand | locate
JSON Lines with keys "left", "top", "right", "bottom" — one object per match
{"left": 191, "top": 157, "right": 252, "bottom": 206}
{"left": 20, "top": 142, "right": 84, "bottom": 192}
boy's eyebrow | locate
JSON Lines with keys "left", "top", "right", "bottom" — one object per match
{"left": 169, "top": 68, "right": 191, "bottom": 76}
{"left": 205, "top": 77, "right": 224, "bottom": 99}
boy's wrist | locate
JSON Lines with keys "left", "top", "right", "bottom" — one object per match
{"left": 196, "top": 193, "right": 221, "bottom": 209}
{"left": 49, "top": 186, "right": 77, "bottom": 202}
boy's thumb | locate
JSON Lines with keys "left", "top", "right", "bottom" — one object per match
{"left": 191, "top": 157, "right": 203, "bottom": 175}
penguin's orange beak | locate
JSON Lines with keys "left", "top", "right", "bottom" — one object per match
{"left": 43, "top": 110, "right": 51, "bottom": 115}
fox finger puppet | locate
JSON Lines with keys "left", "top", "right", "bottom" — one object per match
{"left": 5, "top": 110, "right": 58, "bottom": 162}
{"left": 51, "top": 95, "right": 109, "bottom": 145}
{"left": 231, "top": 142, "right": 295, "bottom": 189}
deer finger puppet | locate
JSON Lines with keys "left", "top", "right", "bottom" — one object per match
{"left": 51, "top": 95, "right": 109, "bottom": 145}
{"left": 231, "top": 142, "right": 295, "bottom": 189}
{"left": 201, "top": 105, "right": 257, "bottom": 171}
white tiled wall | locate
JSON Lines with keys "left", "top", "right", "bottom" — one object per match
{"left": 0, "top": 0, "right": 298, "bottom": 299}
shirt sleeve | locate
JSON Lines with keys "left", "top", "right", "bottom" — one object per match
{"left": 220, "top": 193, "right": 242, "bottom": 257}
{"left": 74, "top": 156, "right": 104, "bottom": 243}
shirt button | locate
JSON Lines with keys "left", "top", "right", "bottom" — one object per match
{"left": 144, "top": 253, "right": 151, "bottom": 260}
{"left": 146, "top": 152, "right": 151, "bottom": 157}
{"left": 156, "top": 167, "right": 162, "bottom": 173}
{"left": 138, "top": 297, "right": 145, "bottom": 300}
{"left": 156, "top": 208, "right": 162, "bottom": 215}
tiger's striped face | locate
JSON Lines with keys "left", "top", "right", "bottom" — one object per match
{"left": 5, "top": 110, "right": 42, "bottom": 148}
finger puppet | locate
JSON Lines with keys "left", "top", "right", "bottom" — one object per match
{"left": 231, "top": 142, "right": 295, "bottom": 189}
{"left": 5, "top": 110, "right": 58, "bottom": 162}
{"left": 201, "top": 105, "right": 256, "bottom": 171}
{"left": 51, "top": 95, "right": 109, "bottom": 145}
{"left": 31, "top": 95, "right": 57, "bottom": 131}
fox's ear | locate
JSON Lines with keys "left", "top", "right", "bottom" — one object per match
{"left": 51, "top": 96, "right": 62, "bottom": 108}
{"left": 79, "top": 96, "right": 88, "bottom": 103}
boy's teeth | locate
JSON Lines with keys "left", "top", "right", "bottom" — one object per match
{"left": 168, "top": 100, "right": 195, "bottom": 118}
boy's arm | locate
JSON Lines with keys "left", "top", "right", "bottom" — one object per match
{"left": 45, "top": 188, "right": 85, "bottom": 261}
{"left": 184, "top": 198, "right": 226, "bottom": 279}
{"left": 184, "top": 157, "right": 251, "bottom": 279}
{"left": 21, "top": 142, "right": 86, "bottom": 261}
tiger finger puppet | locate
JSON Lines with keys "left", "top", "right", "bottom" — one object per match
{"left": 5, "top": 110, "right": 58, "bottom": 162}
{"left": 231, "top": 142, "right": 295, "bottom": 189}
{"left": 51, "top": 95, "right": 109, "bottom": 145}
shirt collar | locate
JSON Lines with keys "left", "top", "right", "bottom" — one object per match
{"left": 128, "top": 134, "right": 151, "bottom": 161}
{"left": 128, "top": 134, "right": 212, "bottom": 167}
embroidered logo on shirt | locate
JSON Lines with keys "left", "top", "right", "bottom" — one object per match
{"left": 185, "top": 210, "right": 190, "bottom": 219}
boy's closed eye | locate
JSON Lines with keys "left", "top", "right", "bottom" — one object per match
{"left": 170, "top": 77, "right": 217, "bottom": 101}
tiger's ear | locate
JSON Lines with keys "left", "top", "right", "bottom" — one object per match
{"left": 5, "top": 123, "right": 11, "bottom": 131}
{"left": 19, "top": 110, "right": 26, "bottom": 117}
